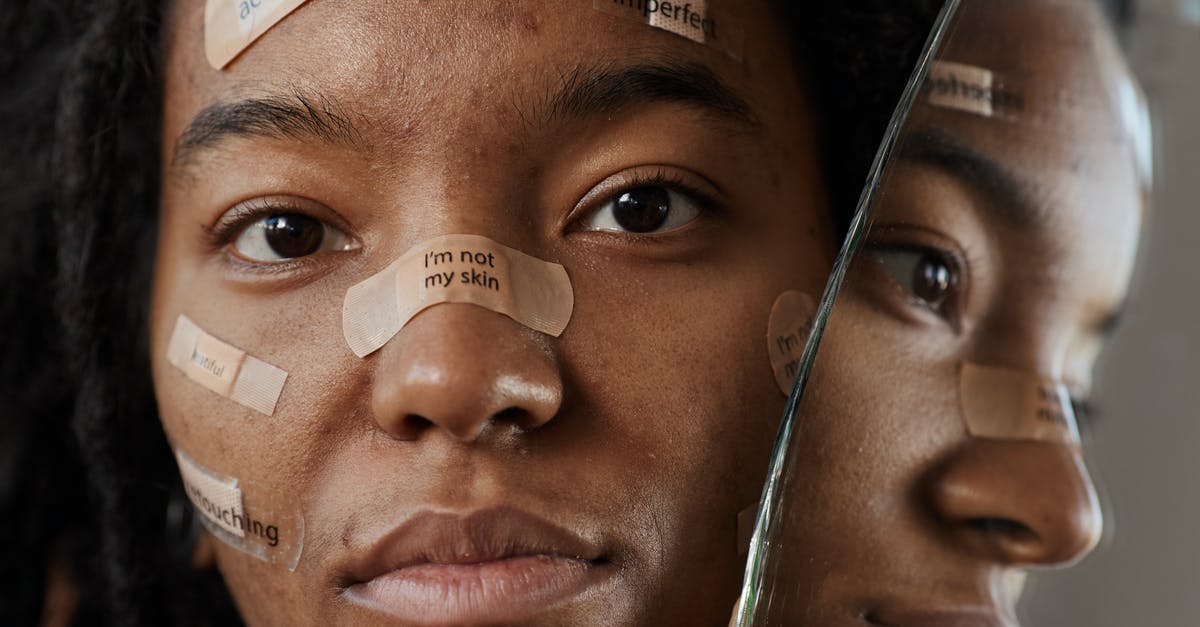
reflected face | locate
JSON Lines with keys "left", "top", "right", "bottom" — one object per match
{"left": 150, "top": 1, "right": 832, "bottom": 625}
{"left": 773, "top": 1, "right": 1144, "bottom": 625}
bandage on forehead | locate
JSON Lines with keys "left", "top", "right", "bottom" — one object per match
{"left": 592, "top": 0, "right": 745, "bottom": 60}
{"left": 174, "top": 450, "right": 304, "bottom": 570}
{"left": 205, "top": 0, "right": 310, "bottom": 69}
{"left": 959, "top": 362, "right": 1080, "bottom": 445}
{"left": 766, "top": 291, "right": 817, "bottom": 395}
{"left": 343, "top": 234, "right": 574, "bottom": 358}
{"left": 166, "top": 315, "right": 288, "bottom": 416}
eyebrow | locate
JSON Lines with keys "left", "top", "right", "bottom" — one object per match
{"left": 901, "top": 128, "right": 1129, "bottom": 338}
{"left": 540, "top": 61, "right": 759, "bottom": 133}
{"left": 899, "top": 128, "right": 1045, "bottom": 231}
{"left": 171, "top": 89, "right": 363, "bottom": 171}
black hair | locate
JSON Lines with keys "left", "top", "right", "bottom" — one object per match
{"left": 2, "top": 0, "right": 1129, "bottom": 624}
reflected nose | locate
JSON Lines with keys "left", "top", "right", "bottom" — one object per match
{"left": 927, "top": 439, "right": 1102, "bottom": 566}
{"left": 369, "top": 304, "right": 563, "bottom": 442}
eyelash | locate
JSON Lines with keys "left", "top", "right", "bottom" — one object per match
{"left": 577, "top": 168, "right": 725, "bottom": 231}
{"left": 205, "top": 198, "right": 344, "bottom": 274}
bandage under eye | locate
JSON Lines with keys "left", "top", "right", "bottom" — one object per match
{"left": 342, "top": 234, "right": 574, "bottom": 358}
{"left": 166, "top": 315, "right": 289, "bottom": 416}
{"left": 958, "top": 362, "right": 1081, "bottom": 446}
{"left": 174, "top": 449, "right": 304, "bottom": 570}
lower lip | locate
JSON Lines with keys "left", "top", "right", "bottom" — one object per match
{"left": 346, "top": 555, "right": 598, "bottom": 624}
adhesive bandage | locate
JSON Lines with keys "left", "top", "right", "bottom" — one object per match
{"left": 166, "top": 315, "right": 288, "bottom": 416}
{"left": 174, "top": 450, "right": 304, "bottom": 569}
{"left": 958, "top": 362, "right": 1081, "bottom": 445}
{"left": 205, "top": 0, "right": 310, "bottom": 69}
{"left": 343, "top": 234, "right": 574, "bottom": 358}
{"left": 592, "top": 0, "right": 745, "bottom": 60}
{"left": 767, "top": 291, "right": 817, "bottom": 395}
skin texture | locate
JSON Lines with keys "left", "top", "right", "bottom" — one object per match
{"left": 752, "top": 1, "right": 1146, "bottom": 625}
{"left": 150, "top": 1, "right": 832, "bottom": 625}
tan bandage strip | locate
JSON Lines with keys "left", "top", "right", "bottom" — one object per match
{"left": 343, "top": 234, "right": 574, "bottom": 358}
{"left": 174, "top": 450, "right": 305, "bottom": 570}
{"left": 205, "top": 0, "right": 310, "bottom": 70}
{"left": 592, "top": 0, "right": 745, "bottom": 60}
{"left": 166, "top": 315, "right": 288, "bottom": 416}
{"left": 767, "top": 291, "right": 817, "bottom": 395}
{"left": 959, "top": 362, "right": 1080, "bottom": 445}
{"left": 923, "top": 61, "right": 1024, "bottom": 118}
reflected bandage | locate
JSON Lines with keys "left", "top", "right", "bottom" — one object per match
{"left": 959, "top": 362, "right": 1081, "bottom": 445}
{"left": 343, "top": 234, "right": 574, "bottom": 358}
{"left": 174, "top": 450, "right": 304, "bottom": 570}
{"left": 767, "top": 291, "right": 817, "bottom": 395}
{"left": 166, "top": 315, "right": 289, "bottom": 416}
{"left": 205, "top": 0, "right": 310, "bottom": 69}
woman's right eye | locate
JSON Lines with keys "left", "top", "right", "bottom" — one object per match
{"left": 871, "top": 246, "right": 961, "bottom": 321}
{"left": 231, "top": 212, "right": 357, "bottom": 263}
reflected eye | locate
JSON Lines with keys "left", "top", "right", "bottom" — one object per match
{"left": 583, "top": 186, "right": 703, "bottom": 234}
{"left": 232, "top": 212, "right": 356, "bottom": 263}
{"left": 873, "top": 247, "right": 960, "bottom": 314}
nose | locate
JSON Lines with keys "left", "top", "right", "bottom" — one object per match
{"left": 369, "top": 304, "right": 563, "bottom": 442}
{"left": 927, "top": 439, "right": 1102, "bottom": 566}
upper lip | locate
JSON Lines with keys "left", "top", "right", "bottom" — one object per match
{"left": 345, "top": 506, "right": 605, "bottom": 584}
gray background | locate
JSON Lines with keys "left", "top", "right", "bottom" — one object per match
{"left": 1023, "top": 1, "right": 1200, "bottom": 625}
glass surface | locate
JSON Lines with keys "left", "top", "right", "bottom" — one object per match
{"left": 739, "top": 0, "right": 1153, "bottom": 624}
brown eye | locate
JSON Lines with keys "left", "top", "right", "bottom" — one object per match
{"left": 613, "top": 187, "right": 671, "bottom": 232}
{"left": 874, "top": 247, "right": 959, "bottom": 314}
{"left": 232, "top": 212, "right": 356, "bottom": 263}
{"left": 583, "top": 186, "right": 702, "bottom": 234}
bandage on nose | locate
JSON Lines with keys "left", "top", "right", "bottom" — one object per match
{"left": 342, "top": 234, "right": 574, "bottom": 358}
{"left": 959, "top": 362, "right": 1081, "bottom": 445}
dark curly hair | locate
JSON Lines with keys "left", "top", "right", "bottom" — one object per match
{"left": 0, "top": 0, "right": 1127, "bottom": 624}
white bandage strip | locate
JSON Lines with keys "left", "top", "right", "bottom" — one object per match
{"left": 205, "top": 0, "right": 310, "bottom": 69}
{"left": 959, "top": 362, "right": 1081, "bottom": 445}
{"left": 166, "top": 315, "right": 288, "bottom": 416}
{"left": 343, "top": 234, "right": 574, "bottom": 358}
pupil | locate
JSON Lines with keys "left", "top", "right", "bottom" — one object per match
{"left": 913, "top": 254, "right": 953, "bottom": 305}
{"left": 613, "top": 187, "right": 671, "bottom": 233}
{"left": 263, "top": 214, "right": 323, "bottom": 258}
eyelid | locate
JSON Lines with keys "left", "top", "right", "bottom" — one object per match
{"left": 207, "top": 196, "right": 357, "bottom": 250}
{"left": 566, "top": 166, "right": 726, "bottom": 233}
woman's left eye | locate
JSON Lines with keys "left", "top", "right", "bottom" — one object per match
{"left": 581, "top": 186, "right": 703, "bottom": 234}
{"left": 231, "top": 213, "right": 357, "bottom": 263}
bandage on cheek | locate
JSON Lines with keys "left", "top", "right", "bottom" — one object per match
{"left": 767, "top": 291, "right": 817, "bottom": 395}
{"left": 959, "top": 362, "right": 1081, "bottom": 446}
{"left": 174, "top": 450, "right": 304, "bottom": 570}
{"left": 205, "top": 0, "right": 310, "bottom": 69}
{"left": 592, "top": 0, "right": 745, "bottom": 60}
{"left": 166, "top": 315, "right": 288, "bottom": 416}
{"left": 343, "top": 234, "right": 574, "bottom": 358}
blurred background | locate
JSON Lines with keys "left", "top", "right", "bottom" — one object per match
{"left": 1022, "top": 0, "right": 1200, "bottom": 624}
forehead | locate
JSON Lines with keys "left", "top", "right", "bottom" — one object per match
{"left": 162, "top": 0, "right": 790, "bottom": 143}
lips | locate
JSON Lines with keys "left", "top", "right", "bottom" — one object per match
{"left": 342, "top": 507, "right": 609, "bottom": 624}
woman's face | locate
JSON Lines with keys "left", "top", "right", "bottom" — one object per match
{"left": 150, "top": 1, "right": 831, "bottom": 625}
{"left": 765, "top": 1, "right": 1144, "bottom": 625}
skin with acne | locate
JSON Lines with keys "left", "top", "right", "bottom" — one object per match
{"left": 758, "top": 1, "right": 1144, "bottom": 625}
{"left": 151, "top": 0, "right": 832, "bottom": 625}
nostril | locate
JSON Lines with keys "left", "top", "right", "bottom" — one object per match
{"left": 967, "top": 517, "right": 1039, "bottom": 543}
